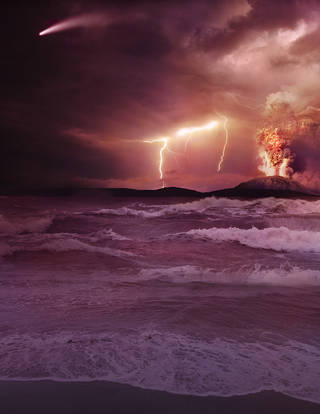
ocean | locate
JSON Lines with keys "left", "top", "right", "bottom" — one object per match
{"left": 0, "top": 193, "right": 319, "bottom": 404}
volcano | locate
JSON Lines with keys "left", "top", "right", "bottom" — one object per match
{"left": 210, "top": 176, "right": 319, "bottom": 198}
{"left": 236, "top": 176, "right": 309, "bottom": 192}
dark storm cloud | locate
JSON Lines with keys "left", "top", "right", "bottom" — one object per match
{"left": 193, "top": 0, "right": 317, "bottom": 54}
{"left": 1, "top": 0, "right": 320, "bottom": 191}
{"left": 0, "top": 124, "right": 125, "bottom": 190}
{"left": 1, "top": 1, "right": 178, "bottom": 189}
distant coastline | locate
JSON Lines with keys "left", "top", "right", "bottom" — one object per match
{"left": 1, "top": 176, "right": 319, "bottom": 199}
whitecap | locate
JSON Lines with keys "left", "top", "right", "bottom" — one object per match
{"left": 172, "top": 226, "right": 320, "bottom": 253}
{"left": 136, "top": 264, "right": 320, "bottom": 286}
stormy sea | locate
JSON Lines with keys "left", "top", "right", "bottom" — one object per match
{"left": 0, "top": 185, "right": 320, "bottom": 411}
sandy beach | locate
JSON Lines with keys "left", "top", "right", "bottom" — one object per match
{"left": 1, "top": 381, "right": 319, "bottom": 414}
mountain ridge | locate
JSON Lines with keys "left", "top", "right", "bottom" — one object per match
{"left": 1, "top": 176, "right": 319, "bottom": 199}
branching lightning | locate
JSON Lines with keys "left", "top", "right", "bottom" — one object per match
{"left": 217, "top": 116, "right": 229, "bottom": 172}
{"left": 176, "top": 120, "right": 218, "bottom": 137}
{"left": 144, "top": 117, "right": 230, "bottom": 187}
{"left": 144, "top": 138, "right": 169, "bottom": 188}
{"left": 177, "top": 120, "right": 218, "bottom": 154}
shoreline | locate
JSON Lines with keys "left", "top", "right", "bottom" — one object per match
{"left": 0, "top": 380, "right": 319, "bottom": 414}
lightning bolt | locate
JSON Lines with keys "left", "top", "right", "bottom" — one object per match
{"left": 143, "top": 118, "right": 229, "bottom": 187}
{"left": 176, "top": 120, "right": 218, "bottom": 137}
{"left": 177, "top": 120, "right": 219, "bottom": 155}
{"left": 144, "top": 138, "right": 169, "bottom": 188}
{"left": 217, "top": 116, "right": 229, "bottom": 172}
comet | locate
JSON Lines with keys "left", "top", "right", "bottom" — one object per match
{"left": 144, "top": 138, "right": 169, "bottom": 188}
{"left": 39, "top": 13, "right": 109, "bottom": 36}
{"left": 217, "top": 116, "right": 229, "bottom": 172}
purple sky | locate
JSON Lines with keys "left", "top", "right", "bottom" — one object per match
{"left": 2, "top": 0, "right": 320, "bottom": 191}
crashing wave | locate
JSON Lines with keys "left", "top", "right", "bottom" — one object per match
{"left": 170, "top": 226, "right": 320, "bottom": 253}
{"left": 88, "top": 196, "right": 320, "bottom": 218}
{"left": 136, "top": 264, "right": 320, "bottom": 286}
{"left": 0, "top": 228, "right": 133, "bottom": 259}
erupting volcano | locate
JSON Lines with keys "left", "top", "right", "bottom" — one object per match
{"left": 256, "top": 98, "right": 320, "bottom": 185}
{"left": 257, "top": 127, "right": 294, "bottom": 178}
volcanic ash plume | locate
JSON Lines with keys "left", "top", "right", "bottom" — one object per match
{"left": 256, "top": 91, "right": 320, "bottom": 180}
{"left": 257, "top": 127, "right": 294, "bottom": 178}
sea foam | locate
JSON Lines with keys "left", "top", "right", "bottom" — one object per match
{"left": 0, "top": 228, "right": 133, "bottom": 259}
{"left": 136, "top": 264, "right": 320, "bottom": 286}
{"left": 173, "top": 226, "right": 320, "bottom": 253}
{"left": 88, "top": 196, "right": 320, "bottom": 219}
{"left": 0, "top": 330, "right": 319, "bottom": 403}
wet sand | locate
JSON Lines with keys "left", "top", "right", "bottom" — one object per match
{"left": 0, "top": 380, "right": 319, "bottom": 414}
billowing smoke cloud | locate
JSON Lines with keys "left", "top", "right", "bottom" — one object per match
{"left": 257, "top": 89, "right": 320, "bottom": 188}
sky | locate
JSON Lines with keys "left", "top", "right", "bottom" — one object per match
{"left": 2, "top": 0, "right": 320, "bottom": 191}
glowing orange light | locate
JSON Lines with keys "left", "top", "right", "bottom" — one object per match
{"left": 279, "top": 157, "right": 290, "bottom": 177}
{"left": 258, "top": 149, "right": 277, "bottom": 176}
{"left": 257, "top": 127, "right": 292, "bottom": 178}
